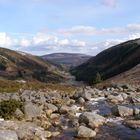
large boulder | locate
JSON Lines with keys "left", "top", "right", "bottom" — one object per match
{"left": 124, "top": 120, "right": 140, "bottom": 129}
{"left": 44, "top": 103, "right": 58, "bottom": 113}
{"left": 24, "top": 102, "right": 42, "bottom": 120}
{"left": 0, "top": 130, "right": 18, "bottom": 140}
{"left": 77, "top": 126, "right": 96, "bottom": 138}
{"left": 112, "top": 105, "right": 133, "bottom": 117}
{"left": 79, "top": 112, "right": 105, "bottom": 128}
{"left": 107, "top": 94, "right": 124, "bottom": 103}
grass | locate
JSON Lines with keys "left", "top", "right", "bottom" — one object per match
{"left": 0, "top": 79, "right": 76, "bottom": 95}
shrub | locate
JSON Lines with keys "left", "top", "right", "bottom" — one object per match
{"left": 93, "top": 72, "right": 102, "bottom": 84}
{"left": 0, "top": 99, "right": 23, "bottom": 119}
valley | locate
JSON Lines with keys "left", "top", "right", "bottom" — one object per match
{"left": 0, "top": 38, "right": 140, "bottom": 140}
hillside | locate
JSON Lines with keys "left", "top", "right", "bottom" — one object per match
{"left": 101, "top": 64, "right": 140, "bottom": 86}
{"left": 71, "top": 38, "right": 140, "bottom": 84}
{"left": 0, "top": 48, "right": 65, "bottom": 83}
{"left": 42, "top": 53, "right": 92, "bottom": 69}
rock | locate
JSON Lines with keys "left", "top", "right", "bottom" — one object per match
{"left": 10, "top": 93, "right": 20, "bottom": 101}
{"left": 79, "top": 112, "right": 105, "bottom": 128}
{"left": 35, "top": 130, "right": 52, "bottom": 139}
{"left": 59, "top": 105, "right": 70, "bottom": 114}
{"left": 82, "top": 90, "right": 91, "bottom": 101}
{"left": 14, "top": 108, "right": 24, "bottom": 120}
{"left": 21, "top": 90, "right": 34, "bottom": 102}
{"left": 24, "top": 102, "right": 42, "bottom": 120}
{"left": 0, "top": 93, "right": 11, "bottom": 101}
{"left": 134, "top": 108, "right": 140, "bottom": 115}
{"left": 78, "top": 97, "right": 85, "bottom": 104}
{"left": 130, "top": 96, "right": 140, "bottom": 104}
{"left": 51, "top": 132, "right": 60, "bottom": 137}
{"left": 66, "top": 99, "right": 75, "bottom": 105}
{"left": 44, "top": 103, "right": 58, "bottom": 113}
{"left": 50, "top": 113, "right": 60, "bottom": 119}
{"left": 0, "top": 130, "right": 18, "bottom": 140}
{"left": 121, "top": 92, "right": 128, "bottom": 100}
{"left": 77, "top": 126, "right": 96, "bottom": 138}
{"left": 73, "top": 88, "right": 84, "bottom": 99}
{"left": 107, "top": 94, "right": 124, "bottom": 103}
{"left": 112, "top": 105, "right": 133, "bottom": 117}
{"left": 124, "top": 120, "right": 140, "bottom": 129}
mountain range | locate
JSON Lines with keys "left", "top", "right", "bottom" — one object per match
{"left": 0, "top": 38, "right": 140, "bottom": 85}
{"left": 42, "top": 53, "right": 92, "bottom": 70}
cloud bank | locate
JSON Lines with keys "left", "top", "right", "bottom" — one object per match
{"left": 0, "top": 23, "right": 140, "bottom": 56}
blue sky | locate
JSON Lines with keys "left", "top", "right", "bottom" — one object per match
{"left": 0, "top": 0, "right": 140, "bottom": 55}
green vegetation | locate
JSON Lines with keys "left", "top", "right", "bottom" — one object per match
{"left": 93, "top": 72, "right": 102, "bottom": 84}
{"left": 0, "top": 99, "right": 23, "bottom": 119}
{"left": 0, "top": 79, "right": 76, "bottom": 94}
{"left": 0, "top": 80, "right": 22, "bottom": 93}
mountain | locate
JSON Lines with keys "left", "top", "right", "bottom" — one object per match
{"left": 0, "top": 47, "right": 65, "bottom": 83}
{"left": 71, "top": 38, "right": 140, "bottom": 84}
{"left": 98, "top": 64, "right": 140, "bottom": 87}
{"left": 42, "top": 53, "right": 92, "bottom": 69}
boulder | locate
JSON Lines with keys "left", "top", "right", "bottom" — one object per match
{"left": 14, "top": 108, "right": 24, "bottom": 120}
{"left": 78, "top": 97, "right": 85, "bottom": 104}
{"left": 77, "top": 126, "right": 96, "bottom": 138}
{"left": 35, "top": 129, "right": 52, "bottom": 138}
{"left": 124, "top": 120, "right": 140, "bottom": 129}
{"left": 0, "top": 130, "right": 18, "bottom": 140}
{"left": 107, "top": 94, "right": 124, "bottom": 103}
{"left": 112, "top": 105, "right": 133, "bottom": 117}
{"left": 82, "top": 90, "right": 91, "bottom": 101}
{"left": 44, "top": 103, "right": 58, "bottom": 113}
{"left": 59, "top": 105, "right": 70, "bottom": 114}
{"left": 24, "top": 102, "right": 42, "bottom": 120}
{"left": 79, "top": 112, "right": 105, "bottom": 128}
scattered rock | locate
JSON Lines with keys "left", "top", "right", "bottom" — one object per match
{"left": 112, "top": 105, "right": 133, "bottom": 117}
{"left": 124, "top": 120, "right": 140, "bottom": 129}
{"left": 107, "top": 94, "right": 124, "bottom": 103}
{"left": 79, "top": 112, "right": 105, "bottom": 128}
{"left": 77, "top": 125, "right": 96, "bottom": 138}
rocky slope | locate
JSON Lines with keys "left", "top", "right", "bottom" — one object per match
{"left": 42, "top": 53, "right": 92, "bottom": 70}
{"left": 0, "top": 48, "right": 66, "bottom": 83}
{"left": 0, "top": 83, "right": 140, "bottom": 140}
{"left": 71, "top": 38, "right": 140, "bottom": 84}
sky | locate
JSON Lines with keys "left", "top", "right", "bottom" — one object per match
{"left": 0, "top": 0, "right": 140, "bottom": 55}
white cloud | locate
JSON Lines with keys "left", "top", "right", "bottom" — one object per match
{"left": 0, "top": 32, "right": 14, "bottom": 47}
{"left": 20, "top": 38, "right": 31, "bottom": 47}
{"left": 58, "top": 39, "right": 69, "bottom": 46}
{"left": 0, "top": 23, "right": 140, "bottom": 55}
{"left": 58, "top": 23, "right": 140, "bottom": 36}
{"left": 129, "top": 33, "right": 140, "bottom": 40}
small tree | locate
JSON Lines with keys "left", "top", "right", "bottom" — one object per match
{"left": 93, "top": 72, "right": 102, "bottom": 84}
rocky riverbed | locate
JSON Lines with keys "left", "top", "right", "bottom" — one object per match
{"left": 0, "top": 84, "right": 140, "bottom": 140}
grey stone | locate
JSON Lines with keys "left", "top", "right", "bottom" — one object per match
{"left": 24, "top": 102, "right": 42, "bottom": 120}
{"left": 78, "top": 97, "right": 85, "bottom": 104}
{"left": 79, "top": 112, "right": 105, "bottom": 128}
{"left": 112, "top": 105, "right": 133, "bottom": 117}
{"left": 0, "top": 130, "right": 18, "bottom": 140}
{"left": 77, "top": 126, "right": 96, "bottom": 138}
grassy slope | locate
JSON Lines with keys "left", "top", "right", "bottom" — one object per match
{"left": 0, "top": 48, "right": 65, "bottom": 83}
